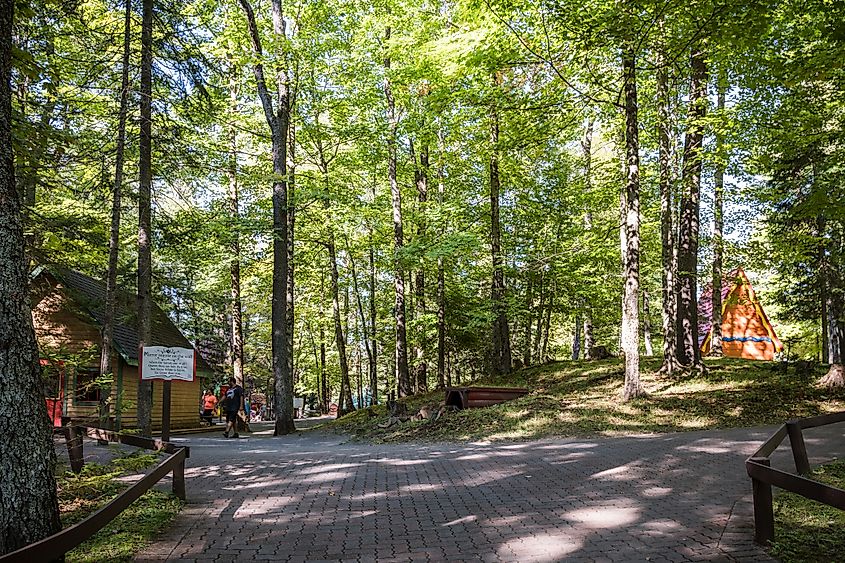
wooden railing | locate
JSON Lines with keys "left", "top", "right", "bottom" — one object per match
{"left": 0, "top": 427, "right": 189, "bottom": 562}
{"left": 746, "top": 411, "right": 845, "bottom": 545}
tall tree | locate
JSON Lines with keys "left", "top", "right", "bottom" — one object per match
{"left": 384, "top": 21, "right": 411, "bottom": 397}
{"left": 709, "top": 74, "right": 726, "bottom": 357}
{"left": 0, "top": 0, "right": 62, "bottom": 551}
{"left": 100, "top": 0, "right": 132, "bottom": 428}
{"left": 412, "top": 139, "right": 428, "bottom": 392}
{"left": 621, "top": 39, "right": 643, "bottom": 400}
{"left": 657, "top": 25, "right": 681, "bottom": 374}
{"left": 676, "top": 38, "right": 708, "bottom": 371}
{"left": 136, "top": 0, "right": 154, "bottom": 437}
{"left": 489, "top": 71, "right": 512, "bottom": 375}
{"left": 238, "top": 0, "right": 295, "bottom": 434}
{"left": 228, "top": 62, "right": 245, "bottom": 389}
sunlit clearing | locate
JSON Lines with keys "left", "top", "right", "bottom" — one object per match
{"left": 505, "top": 409, "right": 530, "bottom": 419}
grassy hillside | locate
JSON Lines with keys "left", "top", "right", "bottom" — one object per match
{"left": 322, "top": 358, "right": 845, "bottom": 443}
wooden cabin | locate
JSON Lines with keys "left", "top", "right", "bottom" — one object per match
{"left": 30, "top": 266, "right": 215, "bottom": 430}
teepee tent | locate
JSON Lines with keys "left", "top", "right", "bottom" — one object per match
{"left": 698, "top": 268, "right": 783, "bottom": 360}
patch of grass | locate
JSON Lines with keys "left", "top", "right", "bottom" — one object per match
{"left": 321, "top": 357, "right": 845, "bottom": 443}
{"left": 769, "top": 461, "right": 845, "bottom": 563}
{"left": 57, "top": 450, "right": 183, "bottom": 562}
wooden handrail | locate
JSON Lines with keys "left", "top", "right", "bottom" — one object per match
{"left": 0, "top": 427, "right": 189, "bottom": 562}
{"left": 746, "top": 410, "right": 845, "bottom": 546}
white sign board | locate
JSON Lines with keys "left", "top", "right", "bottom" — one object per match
{"left": 293, "top": 398, "right": 304, "bottom": 409}
{"left": 141, "top": 346, "right": 195, "bottom": 381}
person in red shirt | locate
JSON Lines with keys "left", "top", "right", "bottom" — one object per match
{"left": 201, "top": 389, "right": 217, "bottom": 426}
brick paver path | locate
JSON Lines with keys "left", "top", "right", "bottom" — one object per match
{"left": 138, "top": 421, "right": 845, "bottom": 562}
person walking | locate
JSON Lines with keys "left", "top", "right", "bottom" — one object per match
{"left": 223, "top": 378, "right": 244, "bottom": 438}
{"left": 201, "top": 389, "right": 217, "bottom": 426}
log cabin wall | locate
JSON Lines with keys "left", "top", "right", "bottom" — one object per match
{"left": 32, "top": 278, "right": 206, "bottom": 430}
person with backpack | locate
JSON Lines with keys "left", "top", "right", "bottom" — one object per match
{"left": 223, "top": 377, "right": 244, "bottom": 438}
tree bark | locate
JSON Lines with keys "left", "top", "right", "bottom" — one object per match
{"left": 523, "top": 276, "right": 534, "bottom": 365}
{"left": 384, "top": 25, "right": 411, "bottom": 397}
{"left": 136, "top": 0, "right": 154, "bottom": 436}
{"left": 412, "top": 139, "right": 428, "bottom": 392}
{"left": 676, "top": 39, "right": 708, "bottom": 371}
{"left": 820, "top": 289, "right": 845, "bottom": 387}
{"left": 489, "top": 72, "right": 512, "bottom": 375}
{"left": 710, "top": 75, "right": 726, "bottom": 357}
{"left": 657, "top": 27, "right": 681, "bottom": 374}
{"left": 643, "top": 290, "right": 654, "bottom": 356}
{"left": 228, "top": 62, "right": 245, "bottom": 390}
{"left": 322, "top": 157, "right": 353, "bottom": 415}
{"left": 621, "top": 42, "right": 644, "bottom": 401}
{"left": 0, "top": 0, "right": 62, "bottom": 550}
{"left": 572, "top": 312, "right": 582, "bottom": 360}
{"left": 368, "top": 206, "right": 379, "bottom": 403}
{"left": 436, "top": 129, "right": 446, "bottom": 389}
{"left": 238, "top": 0, "right": 295, "bottom": 434}
{"left": 100, "top": 0, "right": 131, "bottom": 428}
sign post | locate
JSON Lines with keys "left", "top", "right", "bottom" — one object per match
{"left": 141, "top": 346, "right": 195, "bottom": 441}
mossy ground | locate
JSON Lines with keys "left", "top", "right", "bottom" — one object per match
{"left": 58, "top": 449, "right": 183, "bottom": 562}
{"left": 323, "top": 357, "right": 845, "bottom": 443}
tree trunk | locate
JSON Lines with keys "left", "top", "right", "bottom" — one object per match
{"left": 541, "top": 289, "right": 553, "bottom": 362}
{"left": 436, "top": 129, "right": 446, "bottom": 389}
{"left": 572, "top": 312, "right": 582, "bottom": 360}
{"left": 413, "top": 140, "right": 428, "bottom": 393}
{"left": 657, "top": 27, "right": 681, "bottom": 374}
{"left": 533, "top": 275, "right": 546, "bottom": 360}
{"left": 347, "top": 235, "right": 375, "bottom": 405}
{"left": 287, "top": 120, "right": 296, "bottom": 411}
{"left": 621, "top": 43, "right": 644, "bottom": 400}
{"left": 523, "top": 276, "right": 534, "bottom": 365}
{"left": 710, "top": 74, "right": 726, "bottom": 357}
{"left": 325, "top": 175, "right": 353, "bottom": 415}
{"left": 676, "top": 39, "right": 708, "bottom": 371}
{"left": 228, "top": 62, "right": 245, "bottom": 391}
{"left": 384, "top": 25, "right": 411, "bottom": 397}
{"left": 489, "top": 72, "right": 512, "bottom": 375}
{"left": 136, "top": 0, "right": 154, "bottom": 436}
{"left": 0, "top": 0, "right": 62, "bottom": 550}
{"left": 820, "top": 290, "right": 845, "bottom": 387}
{"left": 100, "top": 0, "right": 131, "bottom": 428}
{"left": 643, "top": 290, "right": 654, "bottom": 356}
{"left": 368, "top": 223, "right": 378, "bottom": 403}
{"left": 239, "top": 0, "right": 295, "bottom": 435}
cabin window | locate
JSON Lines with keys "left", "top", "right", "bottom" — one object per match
{"left": 73, "top": 367, "right": 101, "bottom": 403}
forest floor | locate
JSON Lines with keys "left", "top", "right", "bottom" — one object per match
{"left": 325, "top": 357, "right": 845, "bottom": 443}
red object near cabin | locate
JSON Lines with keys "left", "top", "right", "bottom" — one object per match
{"left": 41, "top": 359, "right": 65, "bottom": 427}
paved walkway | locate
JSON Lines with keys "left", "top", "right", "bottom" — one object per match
{"left": 135, "top": 421, "right": 845, "bottom": 562}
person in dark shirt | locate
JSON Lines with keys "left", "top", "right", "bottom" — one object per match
{"left": 223, "top": 377, "right": 244, "bottom": 438}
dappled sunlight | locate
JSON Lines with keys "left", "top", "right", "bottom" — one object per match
{"left": 400, "top": 483, "right": 441, "bottom": 493}
{"left": 497, "top": 533, "right": 584, "bottom": 561}
{"left": 298, "top": 463, "right": 360, "bottom": 475}
{"left": 301, "top": 470, "right": 355, "bottom": 483}
{"left": 441, "top": 514, "right": 477, "bottom": 526}
{"left": 233, "top": 495, "right": 299, "bottom": 518}
{"left": 641, "top": 486, "right": 673, "bottom": 498}
{"left": 564, "top": 505, "right": 640, "bottom": 529}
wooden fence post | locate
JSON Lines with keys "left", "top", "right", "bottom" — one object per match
{"left": 172, "top": 456, "right": 186, "bottom": 500}
{"left": 66, "top": 426, "right": 85, "bottom": 474}
{"left": 786, "top": 421, "right": 811, "bottom": 475}
{"left": 750, "top": 457, "right": 775, "bottom": 545}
